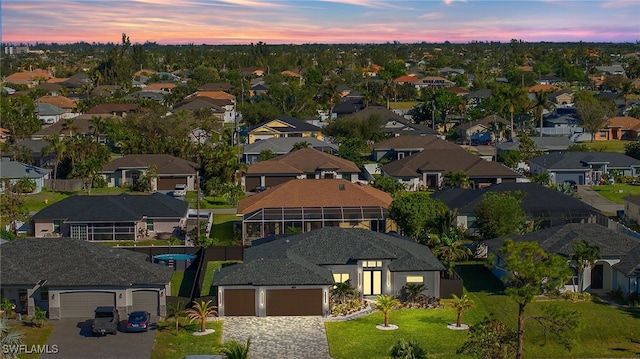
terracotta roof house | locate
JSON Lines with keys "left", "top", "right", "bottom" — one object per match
{"left": 213, "top": 227, "right": 447, "bottom": 317}
{"left": 143, "top": 83, "right": 177, "bottom": 93}
{"left": 0, "top": 159, "right": 51, "bottom": 194}
{"left": 86, "top": 103, "right": 138, "bottom": 117}
{"left": 432, "top": 182, "right": 601, "bottom": 236}
{"left": 242, "top": 137, "right": 338, "bottom": 164}
{"left": 528, "top": 84, "right": 561, "bottom": 93}
{"left": 371, "top": 135, "right": 454, "bottom": 162}
{"left": 393, "top": 75, "right": 419, "bottom": 85}
{"left": 484, "top": 223, "right": 640, "bottom": 296}
{"left": 236, "top": 179, "right": 395, "bottom": 244}
{"left": 3, "top": 69, "right": 52, "bottom": 87}
{"left": 0, "top": 237, "right": 173, "bottom": 319}
{"left": 281, "top": 70, "right": 301, "bottom": 78}
{"left": 242, "top": 147, "right": 360, "bottom": 192}
{"left": 36, "top": 95, "right": 77, "bottom": 112}
{"left": 596, "top": 116, "right": 640, "bottom": 141}
{"left": 31, "top": 114, "right": 112, "bottom": 140}
{"left": 247, "top": 115, "right": 323, "bottom": 144}
{"left": 101, "top": 154, "right": 199, "bottom": 191}
{"left": 134, "top": 69, "right": 157, "bottom": 77}
{"left": 528, "top": 152, "right": 640, "bottom": 186}
{"left": 31, "top": 192, "right": 189, "bottom": 240}
{"left": 456, "top": 115, "right": 510, "bottom": 144}
{"left": 379, "top": 139, "right": 524, "bottom": 190}
{"left": 192, "top": 91, "right": 236, "bottom": 102}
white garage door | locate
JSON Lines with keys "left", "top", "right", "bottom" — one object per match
{"left": 60, "top": 291, "right": 116, "bottom": 318}
{"left": 132, "top": 290, "right": 159, "bottom": 316}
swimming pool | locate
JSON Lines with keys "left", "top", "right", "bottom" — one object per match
{"left": 153, "top": 253, "right": 197, "bottom": 261}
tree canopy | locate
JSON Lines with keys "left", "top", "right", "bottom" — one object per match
{"left": 474, "top": 191, "right": 526, "bottom": 240}
{"left": 389, "top": 192, "right": 448, "bottom": 241}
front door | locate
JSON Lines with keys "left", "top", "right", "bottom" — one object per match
{"left": 363, "top": 270, "right": 382, "bottom": 296}
{"left": 591, "top": 264, "right": 604, "bottom": 289}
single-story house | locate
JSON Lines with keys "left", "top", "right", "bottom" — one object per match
{"left": 31, "top": 193, "right": 189, "bottom": 240}
{"left": 237, "top": 179, "right": 395, "bottom": 245}
{"left": 341, "top": 105, "right": 440, "bottom": 137}
{"left": 496, "top": 136, "right": 574, "bottom": 154}
{"left": 456, "top": 115, "right": 510, "bottom": 144}
{"left": 0, "top": 237, "right": 172, "bottom": 319}
{"left": 242, "top": 147, "right": 360, "bottom": 192}
{"left": 0, "top": 158, "right": 51, "bottom": 193}
{"left": 100, "top": 154, "right": 199, "bottom": 191}
{"left": 247, "top": 115, "right": 324, "bottom": 144}
{"left": 371, "top": 135, "right": 455, "bottom": 162}
{"left": 596, "top": 116, "right": 640, "bottom": 141}
{"left": 484, "top": 223, "right": 640, "bottom": 296}
{"left": 431, "top": 182, "right": 602, "bottom": 236}
{"left": 30, "top": 113, "right": 112, "bottom": 141}
{"left": 528, "top": 152, "right": 640, "bottom": 186}
{"left": 213, "top": 227, "right": 447, "bottom": 317}
{"left": 242, "top": 137, "right": 338, "bottom": 165}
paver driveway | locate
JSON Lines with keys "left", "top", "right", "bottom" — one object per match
{"left": 40, "top": 318, "right": 156, "bottom": 359}
{"left": 222, "top": 316, "right": 332, "bottom": 359}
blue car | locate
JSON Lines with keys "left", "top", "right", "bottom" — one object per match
{"left": 126, "top": 311, "right": 151, "bottom": 332}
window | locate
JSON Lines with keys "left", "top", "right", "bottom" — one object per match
{"left": 40, "top": 288, "right": 49, "bottom": 301}
{"left": 53, "top": 220, "right": 61, "bottom": 233}
{"left": 362, "top": 260, "right": 383, "bottom": 268}
{"left": 333, "top": 273, "right": 350, "bottom": 283}
{"left": 406, "top": 276, "right": 424, "bottom": 283}
{"left": 146, "top": 219, "right": 154, "bottom": 231}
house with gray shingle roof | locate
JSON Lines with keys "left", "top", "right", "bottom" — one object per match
{"left": 242, "top": 137, "right": 337, "bottom": 164}
{"left": 484, "top": 223, "right": 640, "bottom": 295}
{"left": 247, "top": 115, "right": 324, "bottom": 144}
{"left": 31, "top": 193, "right": 188, "bottom": 240}
{"left": 529, "top": 152, "right": 640, "bottom": 186}
{"left": 0, "top": 158, "right": 50, "bottom": 193}
{"left": 0, "top": 237, "right": 173, "bottom": 319}
{"left": 213, "top": 227, "right": 447, "bottom": 317}
{"left": 100, "top": 154, "right": 198, "bottom": 191}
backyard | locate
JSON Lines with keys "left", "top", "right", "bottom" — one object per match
{"left": 325, "top": 263, "right": 640, "bottom": 359}
{"left": 590, "top": 183, "right": 640, "bottom": 203}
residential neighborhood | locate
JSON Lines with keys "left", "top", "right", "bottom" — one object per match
{"left": 1, "top": 37, "right": 640, "bottom": 359}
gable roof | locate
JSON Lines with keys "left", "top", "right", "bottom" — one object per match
{"left": 197, "top": 82, "right": 234, "bottom": 92}
{"left": 0, "top": 160, "right": 50, "bottom": 179}
{"left": 4, "top": 70, "right": 52, "bottom": 84}
{"left": 245, "top": 147, "right": 358, "bottom": 175}
{"left": 243, "top": 137, "right": 337, "bottom": 155}
{"left": 457, "top": 115, "right": 508, "bottom": 131}
{"left": 36, "top": 95, "right": 76, "bottom": 109}
{"left": 483, "top": 223, "right": 640, "bottom": 260}
{"left": 31, "top": 192, "right": 189, "bottom": 222}
{"left": 31, "top": 114, "right": 111, "bottom": 138}
{"left": 102, "top": 154, "right": 198, "bottom": 175}
{"left": 529, "top": 152, "right": 640, "bottom": 170}
{"left": 249, "top": 115, "right": 322, "bottom": 134}
{"left": 0, "top": 237, "right": 173, "bottom": 286}
{"left": 193, "top": 91, "right": 235, "bottom": 101}
{"left": 372, "top": 135, "right": 454, "bottom": 151}
{"left": 213, "top": 227, "right": 445, "bottom": 286}
{"left": 36, "top": 102, "right": 65, "bottom": 116}
{"left": 86, "top": 103, "right": 138, "bottom": 115}
{"left": 604, "top": 116, "right": 640, "bottom": 130}
{"left": 237, "top": 179, "right": 392, "bottom": 215}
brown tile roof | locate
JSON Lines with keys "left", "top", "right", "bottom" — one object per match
{"left": 237, "top": 179, "right": 392, "bottom": 214}
{"left": 4, "top": 70, "right": 52, "bottom": 84}
{"left": 194, "top": 91, "right": 235, "bottom": 101}
{"left": 605, "top": 116, "right": 640, "bottom": 129}
{"left": 135, "top": 69, "right": 157, "bottom": 77}
{"left": 102, "top": 154, "right": 198, "bottom": 174}
{"left": 281, "top": 70, "right": 301, "bottom": 77}
{"left": 36, "top": 95, "right": 77, "bottom": 109}
{"left": 394, "top": 75, "right": 419, "bottom": 83}
{"left": 528, "top": 84, "right": 561, "bottom": 93}
{"left": 245, "top": 147, "right": 360, "bottom": 175}
{"left": 144, "top": 83, "right": 177, "bottom": 91}
{"left": 46, "top": 77, "right": 68, "bottom": 84}
{"left": 31, "top": 114, "right": 111, "bottom": 138}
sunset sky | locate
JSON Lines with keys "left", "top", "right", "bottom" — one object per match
{"left": 2, "top": 0, "right": 639, "bottom": 45}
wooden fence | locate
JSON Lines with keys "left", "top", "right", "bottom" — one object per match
{"left": 44, "top": 179, "right": 84, "bottom": 192}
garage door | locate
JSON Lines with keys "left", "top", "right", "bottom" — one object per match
{"left": 223, "top": 289, "right": 255, "bottom": 316}
{"left": 266, "top": 289, "right": 322, "bottom": 316}
{"left": 157, "top": 177, "right": 185, "bottom": 191}
{"left": 264, "top": 176, "right": 294, "bottom": 188}
{"left": 132, "top": 290, "right": 159, "bottom": 316}
{"left": 245, "top": 176, "right": 261, "bottom": 192}
{"left": 60, "top": 291, "right": 116, "bottom": 318}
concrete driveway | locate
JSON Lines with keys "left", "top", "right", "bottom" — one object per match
{"left": 222, "top": 316, "right": 332, "bottom": 359}
{"left": 576, "top": 185, "right": 624, "bottom": 214}
{"left": 40, "top": 318, "right": 157, "bottom": 359}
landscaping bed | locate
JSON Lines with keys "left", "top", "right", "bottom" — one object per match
{"left": 150, "top": 321, "right": 223, "bottom": 359}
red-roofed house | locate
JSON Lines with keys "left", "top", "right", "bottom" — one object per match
{"left": 597, "top": 116, "right": 640, "bottom": 141}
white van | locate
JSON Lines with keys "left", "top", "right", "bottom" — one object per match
{"left": 173, "top": 184, "right": 187, "bottom": 197}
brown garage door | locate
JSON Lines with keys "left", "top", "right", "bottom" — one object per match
{"left": 132, "top": 290, "right": 159, "bottom": 316}
{"left": 266, "top": 289, "right": 322, "bottom": 316}
{"left": 59, "top": 291, "right": 116, "bottom": 318}
{"left": 223, "top": 289, "right": 255, "bottom": 316}
{"left": 264, "top": 176, "right": 294, "bottom": 188}
{"left": 157, "top": 177, "right": 185, "bottom": 190}
{"left": 245, "top": 176, "right": 261, "bottom": 192}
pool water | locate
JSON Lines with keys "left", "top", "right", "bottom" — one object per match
{"left": 154, "top": 253, "right": 197, "bottom": 261}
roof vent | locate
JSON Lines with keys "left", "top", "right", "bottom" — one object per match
{"left": 339, "top": 184, "right": 346, "bottom": 191}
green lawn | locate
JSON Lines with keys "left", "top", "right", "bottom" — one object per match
{"left": 390, "top": 101, "right": 419, "bottom": 110}
{"left": 590, "top": 184, "right": 640, "bottom": 203}
{"left": 8, "top": 321, "right": 55, "bottom": 359}
{"left": 199, "top": 261, "right": 242, "bottom": 296}
{"left": 150, "top": 321, "right": 223, "bottom": 359}
{"left": 582, "top": 140, "right": 630, "bottom": 153}
{"left": 184, "top": 192, "right": 236, "bottom": 209}
{"left": 24, "top": 188, "right": 130, "bottom": 212}
{"left": 326, "top": 263, "right": 640, "bottom": 359}
{"left": 211, "top": 214, "right": 240, "bottom": 246}
{"left": 171, "top": 270, "right": 196, "bottom": 297}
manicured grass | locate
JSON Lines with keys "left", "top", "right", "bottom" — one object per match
{"left": 200, "top": 261, "right": 242, "bottom": 296}
{"left": 24, "top": 188, "right": 130, "bottom": 212}
{"left": 8, "top": 321, "right": 55, "bottom": 359}
{"left": 326, "top": 263, "right": 640, "bottom": 359}
{"left": 171, "top": 270, "right": 196, "bottom": 297}
{"left": 390, "top": 101, "right": 419, "bottom": 110}
{"left": 150, "top": 321, "right": 223, "bottom": 359}
{"left": 184, "top": 191, "right": 235, "bottom": 209}
{"left": 590, "top": 184, "right": 640, "bottom": 203}
{"left": 582, "top": 140, "right": 630, "bottom": 153}
{"left": 211, "top": 213, "right": 240, "bottom": 246}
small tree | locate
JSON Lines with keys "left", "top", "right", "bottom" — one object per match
{"left": 166, "top": 300, "right": 187, "bottom": 336}
{"left": 474, "top": 191, "right": 526, "bottom": 240}
{"left": 30, "top": 307, "right": 48, "bottom": 328}
{"left": 458, "top": 317, "right": 517, "bottom": 359}
{"left": 331, "top": 279, "right": 355, "bottom": 304}
{"left": 571, "top": 240, "right": 601, "bottom": 293}
{"left": 375, "top": 295, "right": 400, "bottom": 328}
{"left": 389, "top": 338, "right": 427, "bottom": 359}
{"left": 1, "top": 298, "right": 16, "bottom": 319}
{"left": 448, "top": 294, "right": 475, "bottom": 328}
{"left": 185, "top": 300, "right": 218, "bottom": 333}
{"left": 403, "top": 283, "right": 426, "bottom": 305}
{"left": 219, "top": 337, "right": 251, "bottom": 359}
{"left": 389, "top": 192, "right": 448, "bottom": 241}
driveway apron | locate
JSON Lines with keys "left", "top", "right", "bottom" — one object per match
{"left": 222, "top": 316, "right": 332, "bottom": 359}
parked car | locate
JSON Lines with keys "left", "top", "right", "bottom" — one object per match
{"left": 173, "top": 184, "right": 187, "bottom": 197}
{"left": 126, "top": 311, "right": 151, "bottom": 332}
{"left": 92, "top": 306, "right": 119, "bottom": 335}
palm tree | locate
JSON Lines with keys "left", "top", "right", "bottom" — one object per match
{"left": 443, "top": 170, "right": 472, "bottom": 189}
{"left": 571, "top": 240, "right": 601, "bottom": 293}
{"left": 495, "top": 84, "right": 527, "bottom": 139}
{"left": 403, "top": 283, "right": 426, "bottom": 305}
{"left": 219, "top": 338, "right": 251, "bottom": 359}
{"left": 42, "top": 135, "right": 67, "bottom": 190}
{"left": 449, "top": 294, "right": 475, "bottom": 328}
{"left": 530, "top": 91, "right": 554, "bottom": 137}
{"left": 166, "top": 300, "right": 187, "bottom": 336}
{"left": 185, "top": 299, "right": 217, "bottom": 333}
{"left": 0, "top": 319, "right": 24, "bottom": 359}
{"left": 331, "top": 279, "right": 355, "bottom": 303}
{"left": 434, "top": 231, "right": 472, "bottom": 276}
{"left": 375, "top": 294, "right": 400, "bottom": 328}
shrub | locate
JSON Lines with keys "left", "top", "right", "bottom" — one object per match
{"left": 13, "top": 178, "right": 36, "bottom": 193}
{"left": 389, "top": 338, "right": 427, "bottom": 359}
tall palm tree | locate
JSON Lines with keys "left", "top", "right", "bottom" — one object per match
{"left": 166, "top": 300, "right": 187, "bottom": 336}
{"left": 42, "top": 135, "right": 67, "bottom": 190}
{"left": 495, "top": 84, "right": 527, "bottom": 139}
{"left": 375, "top": 294, "right": 400, "bottom": 328}
{"left": 61, "top": 118, "right": 80, "bottom": 137}
{"left": 571, "top": 240, "right": 601, "bottom": 293}
{"left": 449, "top": 294, "right": 475, "bottom": 327}
{"left": 530, "top": 91, "right": 554, "bottom": 137}
{"left": 185, "top": 299, "right": 217, "bottom": 333}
